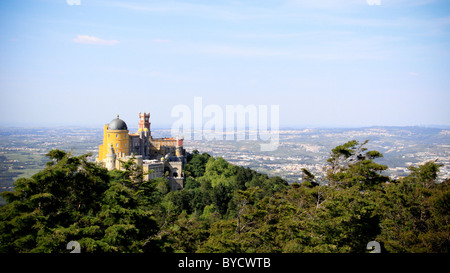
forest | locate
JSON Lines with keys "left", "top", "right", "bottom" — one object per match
{"left": 0, "top": 140, "right": 448, "bottom": 253}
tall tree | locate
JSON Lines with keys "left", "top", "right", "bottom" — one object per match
{"left": 0, "top": 150, "right": 109, "bottom": 252}
{"left": 0, "top": 150, "right": 161, "bottom": 253}
{"left": 376, "top": 161, "right": 449, "bottom": 252}
{"left": 326, "top": 140, "right": 389, "bottom": 189}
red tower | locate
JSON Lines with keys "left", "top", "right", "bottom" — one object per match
{"left": 138, "top": 112, "right": 150, "bottom": 130}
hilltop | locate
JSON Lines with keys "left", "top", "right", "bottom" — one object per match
{"left": 0, "top": 140, "right": 449, "bottom": 253}
{"left": 1, "top": 126, "right": 449, "bottom": 195}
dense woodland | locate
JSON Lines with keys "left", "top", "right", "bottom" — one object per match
{"left": 0, "top": 140, "right": 449, "bottom": 253}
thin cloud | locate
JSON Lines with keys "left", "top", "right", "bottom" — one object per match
{"left": 154, "top": 38, "right": 170, "bottom": 43}
{"left": 198, "top": 44, "right": 285, "bottom": 57}
{"left": 107, "top": 1, "right": 272, "bottom": 21}
{"left": 73, "top": 35, "right": 119, "bottom": 45}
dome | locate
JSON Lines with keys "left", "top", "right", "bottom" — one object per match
{"left": 108, "top": 115, "right": 128, "bottom": 130}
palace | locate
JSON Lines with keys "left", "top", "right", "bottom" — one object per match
{"left": 97, "top": 113, "right": 186, "bottom": 190}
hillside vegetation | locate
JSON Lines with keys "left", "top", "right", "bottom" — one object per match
{"left": 0, "top": 140, "right": 448, "bottom": 253}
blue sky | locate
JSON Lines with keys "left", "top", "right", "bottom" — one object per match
{"left": 0, "top": 0, "right": 449, "bottom": 128}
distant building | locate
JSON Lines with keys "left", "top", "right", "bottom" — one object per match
{"left": 97, "top": 113, "right": 186, "bottom": 190}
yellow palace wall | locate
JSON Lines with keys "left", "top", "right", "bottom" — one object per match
{"left": 98, "top": 124, "right": 130, "bottom": 161}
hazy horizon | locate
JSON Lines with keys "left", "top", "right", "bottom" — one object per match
{"left": 0, "top": 123, "right": 449, "bottom": 130}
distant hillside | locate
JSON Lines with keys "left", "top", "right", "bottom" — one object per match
{"left": 184, "top": 126, "right": 450, "bottom": 183}
{"left": 1, "top": 141, "right": 449, "bottom": 253}
{"left": 1, "top": 126, "right": 449, "bottom": 203}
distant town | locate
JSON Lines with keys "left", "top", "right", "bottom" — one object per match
{"left": 1, "top": 126, "right": 449, "bottom": 199}
{"left": 184, "top": 127, "right": 450, "bottom": 184}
